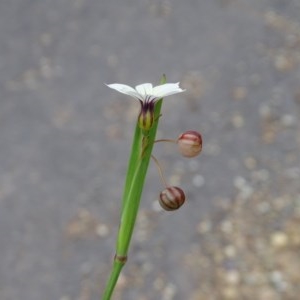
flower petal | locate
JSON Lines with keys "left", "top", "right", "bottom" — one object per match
{"left": 106, "top": 81, "right": 185, "bottom": 103}
{"left": 152, "top": 83, "right": 185, "bottom": 98}
{"left": 106, "top": 83, "right": 141, "bottom": 99}
{"left": 135, "top": 83, "right": 153, "bottom": 100}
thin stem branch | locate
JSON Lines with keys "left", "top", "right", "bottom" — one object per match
{"left": 151, "top": 155, "right": 168, "bottom": 188}
{"left": 154, "top": 138, "right": 177, "bottom": 144}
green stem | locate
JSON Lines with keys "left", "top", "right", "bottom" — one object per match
{"left": 101, "top": 261, "right": 124, "bottom": 300}
{"left": 121, "top": 122, "right": 142, "bottom": 211}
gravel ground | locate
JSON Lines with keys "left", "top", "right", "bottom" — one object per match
{"left": 187, "top": 178, "right": 300, "bottom": 300}
{"left": 0, "top": 0, "right": 300, "bottom": 299}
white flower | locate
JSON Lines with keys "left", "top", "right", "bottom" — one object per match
{"left": 106, "top": 82, "right": 185, "bottom": 103}
{"left": 106, "top": 82, "right": 185, "bottom": 130}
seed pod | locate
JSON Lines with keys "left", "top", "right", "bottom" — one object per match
{"left": 159, "top": 186, "right": 186, "bottom": 211}
{"left": 177, "top": 130, "right": 202, "bottom": 158}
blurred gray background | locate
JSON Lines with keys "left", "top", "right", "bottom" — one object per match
{"left": 1, "top": 0, "right": 300, "bottom": 299}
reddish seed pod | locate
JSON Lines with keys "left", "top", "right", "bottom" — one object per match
{"left": 159, "top": 186, "right": 186, "bottom": 211}
{"left": 177, "top": 130, "right": 202, "bottom": 158}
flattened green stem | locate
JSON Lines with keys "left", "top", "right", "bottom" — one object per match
{"left": 101, "top": 75, "right": 166, "bottom": 300}
{"left": 121, "top": 122, "right": 142, "bottom": 211}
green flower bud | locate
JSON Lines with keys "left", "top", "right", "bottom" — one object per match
{"left": 138, "top": 101, "right": 155, "bottom": 131}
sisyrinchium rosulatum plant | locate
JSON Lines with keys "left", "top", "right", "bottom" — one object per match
{"left": 102, "top": 75, "right": 202, "bottom": 300}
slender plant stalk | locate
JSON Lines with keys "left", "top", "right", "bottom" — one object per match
{"left": 101, "top": 75, "right": 166, "bottom": 300}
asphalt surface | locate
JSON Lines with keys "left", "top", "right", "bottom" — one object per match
{"left": 0, "top": 0, "right": 300, "bottom": 299}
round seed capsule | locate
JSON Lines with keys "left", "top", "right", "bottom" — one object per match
{"left": 159, "top": 186, "right": 186, "bottom": 211}
{"left": 177, "top": 130, "right": 202, "bottom": 158}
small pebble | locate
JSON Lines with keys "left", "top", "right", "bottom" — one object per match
{"left": 232, "top": 87, "right": 247, "bottom": 100}
{"left": 256, "top": 201, "right": 271, "bottom": 214}
{"left": 244, "top": 156, "right": 257, "bottom": 170}
{"left": 197, "top": 220, "right": 212, "bottom": 234}
{"left": 259, "top": 103, "right": 272, "bottom": 119}
{"left": 274, "top": 54, "right": 293, "bottom": 72}
{"left": 224, "top": 245, "right": 237, "bottom": 258}
{"left": 162, "top": 283, "right": 177, "bottom": 300}
{"left": 284, "top": 167, "right": 300, "bottom": 179}
{"left": 252, "top": 169, "right": 270, "bottom": 182}
{"left": 280, "top": 114, "right": 296, "bottom": 127}
{"left": 233, "top": 176, "right": 247, "bottom": 189}
{"left": 271, "top": 231, "right": 288, "bottom": 248}
{"left": 222, "top": 286, "right": 239, "bottom": 299}
{"left": 220, "top": 220, "right": 233, "bottom": 233}
{"left": 270, "top": 271, "right": 288, "bottom": 291}
{"left": 231, "top": 112, "right": 244, "bottom": 128}
{"left": 96, "top": 224, "right": 109, "bottom": 237}
{"left": 169, "top": 174, "right": 182, "bottom": 186}
{"left": 192, "top": 174, "right": 205, "bottom": 187}
{"left": 225, "top": 270, "right": 240, "bottom": 285}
